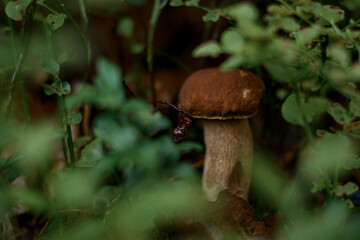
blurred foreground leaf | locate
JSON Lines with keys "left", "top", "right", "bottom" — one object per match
{"left": 5, "top": 0, "right": 31, "bottom": 21}
{"left": 300, "top": 133, "right": 354, "bottom": 174}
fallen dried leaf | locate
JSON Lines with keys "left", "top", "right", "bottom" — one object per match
{"left": 174, "top": 112, "right": 192, "bottom": 143}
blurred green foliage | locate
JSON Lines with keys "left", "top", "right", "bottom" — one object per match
{"left": 2, "top": 0, "right": 360, "bottom": 239}
{"left": 0, "top": 57, "right": 202, "bottom": 239}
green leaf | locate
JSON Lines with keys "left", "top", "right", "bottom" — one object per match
{"left": 316, "top": 129, "right": 332, "bottom": 137}
{"left": 47, "top": 13, "right": 65, "bottom": 31}
{"left": 42, "top": 55, "right": 60, "bottom": 76}
{"left": 332, "top": 182, "right": 359, "bottom": 197}
{"left": 65, "top": 112, "right": 82, "bottom": 125}
{"left": 43, "top": 84, "right": 58, "bottom": 96}
{"left": 131, "top": 42, "right": 145, "bottom": 54}
{"left": 44, "top": 80, "right": 71, "bottom": 96}
{"left": 311, "top": 178, "right": 327, "bottom": 193}
{"left": 77, "top": 139, "right": 103, "bottom": 167}
{"left": 303, "top": 97, "right": 329, "bottom": 117}
{"left": 169, "top": 0, "right": 183, "bottom": 7}
{"left": 5, "top": 0, "right": 31, "bottom": 21}
{"left": 202, "top": 11, "right": 220, "bottom": 22}
{"left": 52, "top": 80, "right": 71, "bottom": 95}
{"left": 281, "top": 94, "right": 305, "bottom": 126}
{"left": 301, "top": 133, "right": 354, "bottom": 174}
{"left": 65, "top": 84, "right": 98, "bottom": 108}
{"left": 281, "top": 96, "right": 328, "bottom": 125}
{"left": 221, "top": 29, "right": 244, "bottom": 54}
{"left": 267, "top": 4, "right": 293, "bottom": 16}
{"left": 300, "top": 2, "right": 322, "bottom": 16}
{"left": 220, "top": 55, "right": 244, "bottom": 70}
{"left": 342, "top": 155, "right": 360, "bottom": 170}
{"left": 349, "top": 99, "right": 360, "bottom": 117}
{"left": 227, "top": 2, "right": 259, "bottom": 22}
{"left": 117, "top": 17, "right": 134, "bottom": 37}
{"left": 192, "top": 40, "right": 222, "bottom": 58}
{"left": 240, "top": 21, "right": 272, "bottom": 40}
{"left": 327, "top": 103, "right": 350, "bottom": 125}
{"left": 74, "top": 136, "right": 92, "bottom": 148}
{"left": 184, "top": 0, "right": 199, "bottom": 7}
{"left": 123, "top": 99, "right": 171, "bottom": 135}
{"left": 327, "top": 45, "right": 350, "bottom": 67}
{"left": 300, "top": 3, "right": 345, "bottom": 24}
{"left": 96, "top": 58, "right": 121, "bottom": 91}
{"left": 94, "top": 119, "right": 138, "bottom": 152}
{"left": 293, "top": 25, "right": 321, "bottom": 47}
{"left": 269, "top": 16, "right": 300, "bottom": 33}
{"left": 320, "top": 5, "right": 345, "bottom": 24}
{"left": 264, "top": 61, "right": 304, "bottom": 83}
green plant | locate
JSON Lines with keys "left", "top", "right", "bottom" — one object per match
{"left": 2, "top": 0, "right": 360, "bottom": 239}
{"left": 0, "top": 57, "right": 202, "bottom": 239}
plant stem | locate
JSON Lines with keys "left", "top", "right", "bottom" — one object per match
{"left": 330, "top": 23, "right": 345, "bottom": 39}
{"left": 147, "top": 0, "right": 162, "bottom": 103}
{"left": 4, "top": 0, "right": 36, "bottom": 123}
{"left": 55, "top": 0, "right": 91, "bottom": 82}
{"left": 3, "top": 0, "right": 18, "bottom": 57}
{"left": 277, "top": 0, "right": 313, "bottom": 25}
{"left": 65, "top": 121, "right": 76, "bottom": 168}
{"left": 346, "top": 19, "right": 360, "bottom": 30}
{"left": 42, "top": 20, "right": 72, "bottom": 167}
{"left": 6, "top": 54, "right": 24, "bottom": 120}
{"left": 78, "top": 0, "right": 88, "bottom": 29}
{"left": 37, "top": 2, "right": 59, "bottom": 15}
{"left": 324, "top": 173, "right": 332, "bottom": 200}
{"left": 294, "top": 83, "right": 315, "bottom": 147}
{"left": 58, "top": 95, "right": 76, "bottom": 168}
{"left": 86, "top": 0, "right": 93, "bottom": 34}
{"left": 56, "top": 95, "right": 70, "bottom": 167}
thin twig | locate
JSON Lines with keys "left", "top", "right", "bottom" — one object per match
{"left": 122, "top": 80, "right": 136, "bottom": 98}
{"left": 37, "top": 215, "right": 53, "bottom": 239}
{"left": 154, "top": 100, "right": 183, "bottom": 113}
{"left": 121, "top": 79, "right": 189, "bottom": 117}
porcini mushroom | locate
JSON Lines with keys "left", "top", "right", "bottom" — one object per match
{"left": 178, "top": 68, "right": 265, "bottom": 201}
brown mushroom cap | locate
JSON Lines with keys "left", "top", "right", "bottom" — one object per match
{"left": 178, "top": 68, "right": 265, "bottom": 120}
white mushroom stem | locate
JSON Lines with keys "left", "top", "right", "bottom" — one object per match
{"left": 202, "top": 119, "right": 253, "bottom": 201}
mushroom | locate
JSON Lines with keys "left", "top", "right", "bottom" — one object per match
{"left": 178, "top": 68, "right": 265, "bottom": 201}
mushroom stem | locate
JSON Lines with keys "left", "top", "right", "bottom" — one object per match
{"left": 202, "top": 119, "right": 253, "bottom": 201}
